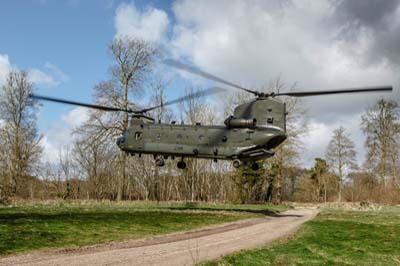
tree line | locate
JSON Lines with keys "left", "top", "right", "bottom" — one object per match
{"left": 1, "top": 37, "right": 399, "bottom": 204}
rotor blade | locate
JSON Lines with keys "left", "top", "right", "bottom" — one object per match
{"left": 163, "top": 59, "right": 260, "bottom": 96}
{"left": 274, "top": 86, "right": 393, "bottom": 97}
{"left": 140, "top": 86, "right": 225, "bottom": 113}
{"left": 29, "top": 94, "right": 129, "bottom": 112}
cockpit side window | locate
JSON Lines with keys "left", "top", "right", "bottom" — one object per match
{"left": 135, "top": 132, "right": 142, "bottom": 140}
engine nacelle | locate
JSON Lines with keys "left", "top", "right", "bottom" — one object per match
{"left": 224, "top": 116, "right": 257, "bottom": 129}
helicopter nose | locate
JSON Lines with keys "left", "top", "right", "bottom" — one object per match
{"left": 265, "top": 130, "right": 287, "bottom": 149}
{"left": 255, "top": 127, "right": 286, "bottom": 147}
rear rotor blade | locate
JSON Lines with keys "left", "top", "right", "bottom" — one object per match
{"left": 163, "top": 59, "right": 260, "bottom": 96}
{"left": 140, "top": 86, "right": 225, "bottom": 113}
{"left": 275, "top": 86, "right": 393, "bottom": 97}
{"left": 29, "top": 94, "right": 130, "bottom": 112}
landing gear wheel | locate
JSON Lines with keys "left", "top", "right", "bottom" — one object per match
{"left": 251, "top": 162, "right": 259, "bottom": 171}
{"left": 155, "top": 157, "right": 165, "bottom": 167}
{"left": 233, "top": 159, "right": 241, "bottom": 169}
{"left": 177, "top": 161, "right": 186, "bottom": 169}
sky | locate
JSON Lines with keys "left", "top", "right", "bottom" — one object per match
{"left": 0, "top": 0, "right": 399, "bottom": 166}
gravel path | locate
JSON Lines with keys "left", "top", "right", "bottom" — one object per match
{"left": 0, "top": 207, "right": 318, "bottom": 266}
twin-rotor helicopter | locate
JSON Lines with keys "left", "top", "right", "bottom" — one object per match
{"left": 30, "top": 60, "right": 392, "bottom": 170}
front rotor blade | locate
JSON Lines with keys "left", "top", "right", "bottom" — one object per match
{"left": 29, "top": 94, "right": 129, "bottom": 112}
{"left": 275, "top": 86, "right": 393, "bottom": 97}
{"left": 140, "top": 86, "right": 225, "bottom": 113}
{"left": 163, "top": 59, "right": 260, "bottom": 96}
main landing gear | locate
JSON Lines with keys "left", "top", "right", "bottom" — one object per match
{"left": 155, "top": 156, "right": 165, "bottom": 167}
{"left": 154, "top": 155, "right": 187, "bottom": 169}
{"left": 177, "top": 160, "right": 186, "bottom": 169}
{"left": 233, "top": 159, "right": 241, "bottom": 169}
{"left": 232, "top": 159, "right": 260, "bottom": 171}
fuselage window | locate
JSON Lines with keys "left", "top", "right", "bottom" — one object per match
{"left": 198, "top": 134, "right": 204, "bottom": 141}
{"left": 222, "top": 136, "right": 228, "bottom": 142}
{"left": 135, "top": 132, "right": 142, "bottom": 140}
{"left": 177, "top": 134, "right": 183, "bottom": 141}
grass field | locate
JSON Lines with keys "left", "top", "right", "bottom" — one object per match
{"left": 0, "top": 201, "right": 285, "bottom": 256}
{"left": 202, "top": 207, "right": 400, "bottom": 266}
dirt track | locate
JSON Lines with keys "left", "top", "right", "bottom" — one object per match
{"left": 0, "top": 207, "right": 318, "bottom": 266}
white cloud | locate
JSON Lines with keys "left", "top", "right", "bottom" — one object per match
{"left": 44, "top": 62, "right": 70, "bottom": 82}
{"left": 114, "top": 2, "right": 169, "bottom": 43}
{"left": 170, "top": 1, "right": 396, "bottom": 92}
{"left": 109, "top": 0, "right": 400, "bottom": 166}
{"left": 0, "top": 54, "right": 14, "bottom": 85}
{"left": 166, "top": 0, "right": 399, "bottom": 166}
{"left": 0, "top": 54, "right": 67, "bottom": 88}
{"left": 28, "top": 62, "right": 69, "bottom": 87}
{"left": 41, "top": 125, "right": 67, "bottom": 163}
{"left": 62, "top": 107, "right": 89, "bottom": 128}
{"left": 42, "top": 107, "right": 89, "bottom": 163}
{"left": 0, "top": 54, "right": 72, "bottom": 162}
{"left": 28, "top": 68, "right": 58, "bottom": 87}
{"left": 305, "top": 113, "right": 365, "bottom": 167}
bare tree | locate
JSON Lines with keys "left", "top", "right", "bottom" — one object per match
{"left": 0, "top": 120, "right": 7, "bottom": 202}
{"left": 326, "top": 126, "right": 357, "bottom": 201}
{"left": 179, "top": 86, "right": 208, "bottom": 201}
{"left": 57, "top": 146, "right": 83, "bottom": 199}
{"left": 262, "top": 78, "right": 307, "bottom": 203}
{"left": 0, "top": 71, "right": 42, "bottom": 198}
{"left": 73, "top": 131, "right": 120, "bottom": 200}
{"left": 76, "top": 36, "right": 156, "bottom": 200}
{"left": 361, "top": 99, "right": 400, "bottom": 185}
{"left": 148, "top": 75, "right": 174, "bottom": 123}
{"left": 309, "top": 158, "right": 330, "bottom": 202}
{"left": 146, "top": 76, "right": 175, "bottom": 200}
{"left": 176, "top": 86, "right": 221, "bottom": 201}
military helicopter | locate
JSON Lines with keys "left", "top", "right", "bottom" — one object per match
{"left": 30, "top": 59, "right": 392, "bottom": 170}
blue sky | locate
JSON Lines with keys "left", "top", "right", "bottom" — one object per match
{"left": 0, "top": 0, "right": 173, "bottom": 130}
{"left": 1, "top": 0, "right": 399, "bottom": 165}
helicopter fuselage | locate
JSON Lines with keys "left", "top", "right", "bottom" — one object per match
{"left": 116, "top": 97, "right": 288, "bottom": 168}
{"left": 117, "top": 121, "right": 286, "bottom": 161}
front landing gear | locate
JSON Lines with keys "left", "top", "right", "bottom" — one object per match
{"left": 177, "top": 160, "right": 186, "bottom": 169}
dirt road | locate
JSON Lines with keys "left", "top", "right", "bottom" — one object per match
{"left": 0, "top": 207, "right": 318, "bottom": 266}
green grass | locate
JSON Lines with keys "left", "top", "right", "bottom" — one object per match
{"left": 0, "top": 201, "right": 285, "bottom": 256}
{"left": 202, "top": 207, "right": 400, "bottom": 266}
